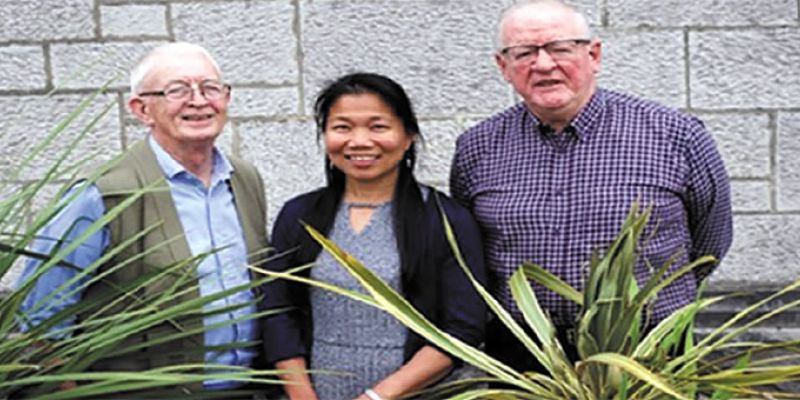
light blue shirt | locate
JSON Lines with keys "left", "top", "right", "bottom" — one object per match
{"left": 17, "top": 136, "right": 259, "bottom": 390}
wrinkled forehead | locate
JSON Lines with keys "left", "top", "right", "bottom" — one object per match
{"left": 142, "top": 51, "right": 222, "bottom": 87}
{"left": 500, "top": 4, "right": 589, "bottom": 45}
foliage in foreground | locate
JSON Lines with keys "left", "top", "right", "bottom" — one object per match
{"left": 0, "top": 90, "right": 282, "bottom": 399}
{"left": 257, "top": 203, "right": 800, "bottom": 399}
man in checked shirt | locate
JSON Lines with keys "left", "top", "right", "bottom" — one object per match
{"left": 450, "top": 0, "right": 733, "bottom": 373}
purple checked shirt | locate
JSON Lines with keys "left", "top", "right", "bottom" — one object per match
{"left": 450, "top": 89, "right": 733, "bottom": 327}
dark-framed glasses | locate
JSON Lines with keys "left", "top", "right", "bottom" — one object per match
{"left": 138, "top": 80, "right": 230, "bottom": 102}
{"left": 501, "top": 38, "right": 591, "bottom": 64}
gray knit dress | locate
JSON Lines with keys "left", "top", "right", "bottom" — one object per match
{"left": 309, "top": 202, "right": 406, "bottom": 399}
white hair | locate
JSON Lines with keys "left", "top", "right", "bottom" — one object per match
{"left": 494, "top": 0, "right": 593, "bottom": 51}
{"left": 129, "top": 42, "right": 222, "bottom": 95}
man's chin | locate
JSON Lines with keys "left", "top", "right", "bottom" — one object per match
{"left": 176, "top": 129, "right": 222, "bottom": 144}
{"left": 530, "top": 91, "right": 571, "bottom": 106}
{"left": 529, "top": 100, "right": 570, "bottom": 114}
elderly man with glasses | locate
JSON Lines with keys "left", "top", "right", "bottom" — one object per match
{"left": 450, "top": 0, "right": 733, "bottom": 373}
{"left": 17, "top": 42, "right": 269, "bottom": 396}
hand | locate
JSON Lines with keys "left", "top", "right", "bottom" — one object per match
{"left": 276, "top": 357, "right": 318, "bottom": 400}
{"left": 38, "top": 350, "right": 76, "bottom": 391}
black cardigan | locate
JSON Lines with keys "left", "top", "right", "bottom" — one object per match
{"left": 260, "top": 186, "right": 487, "bottom": 366}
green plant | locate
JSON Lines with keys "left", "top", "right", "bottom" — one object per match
{"left": 256, "top": 203, "right": 800, "bottom": 399}
{"left": 0, "top": 90, "right": 282, "bottom": 399}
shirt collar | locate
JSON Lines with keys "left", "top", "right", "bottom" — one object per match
{"left": 524, "top": 89, "right": 606, "bottom": 140}
{"left": 147, "top": 135, "right": 234, "bottom": 184}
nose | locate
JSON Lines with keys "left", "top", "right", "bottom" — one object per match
{"left": 532, "top": 48, "right": 558, "bottom": 70}
{"left": 347, "top": 128, "right": 372, "bottom": 147}
{"left": 187, "top": 83, "right": 210, "bottom": 105}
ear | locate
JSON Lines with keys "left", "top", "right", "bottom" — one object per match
{"left": 588, "top": 39, "right": 602, "bottom": 74}
{"left": 128, "top": 97, "right": 155, "bottom": 126}
{"left": 407, "top": 132, "right": 421, "bottom": 151}
{"left": 495, "top": 52, "right": 511, "bottom": 83}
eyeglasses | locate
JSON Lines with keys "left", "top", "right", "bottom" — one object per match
{"left": 500, "top": 38, "right": 591, "bottom": 64}
{"left": 138, "top": 80, "right": 230, "bottom": 102}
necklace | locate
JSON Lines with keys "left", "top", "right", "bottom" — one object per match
{"left": 345, "top": 201, "right": 388, "bottom": 209}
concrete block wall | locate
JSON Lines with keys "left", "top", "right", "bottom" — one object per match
{"left": 1, "top": 0, "right": 799, "bottom": 329}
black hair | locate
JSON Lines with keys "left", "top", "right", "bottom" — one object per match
{"left": 299, "top": 72, "right": 426, "bottom": 289}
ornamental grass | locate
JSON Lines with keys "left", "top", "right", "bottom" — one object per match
{"left": 1, "top": 89, "right": 282, "bottom": 399}
{"left": 257, "top": 202, "right": 800, "bottom": 399}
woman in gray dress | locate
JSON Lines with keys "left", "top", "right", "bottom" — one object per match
{"left": 261, "top": 73, "right": 487, "bottom": 400}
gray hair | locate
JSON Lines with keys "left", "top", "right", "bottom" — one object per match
{"left": 129, "top": 42, "right": 222, "bottom": 95}
{"left": 494, "top": 0, "right": 593, "bottom": 51}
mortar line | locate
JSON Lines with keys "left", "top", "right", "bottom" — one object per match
{"left": 93, "top": 0, "right": 102, "bottom": 39}
{"left": 292, "top": 0, "right": 306, "bottom": 116}
{"left": 165, "top": 2, "right": 175, "bottom": 40}
{"left": 683, "top": 28, "right": 691, "bottom": 110}
{"left": 117, "top": 91, "right": 128, "bottom": 150}
{"left": 600, "top": 0, "right": 609, "bottom": 27}
{"left": 42, "top": 43, "right": 54, "bottom": 93}
{"left": 768, "top": 112, "right": 778, "bottom": 212}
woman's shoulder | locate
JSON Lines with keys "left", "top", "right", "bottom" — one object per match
{"left": 270, "top": 188, "right": 331, "bottom": 254}
{"left": 277, "top": 188, "right": 326, "bottom": 216}
{"left": 421, "top": 185, "right": 474, "bottom": 223}
{"left": 272, "top": 188, "right": 329, "bottom": 234}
